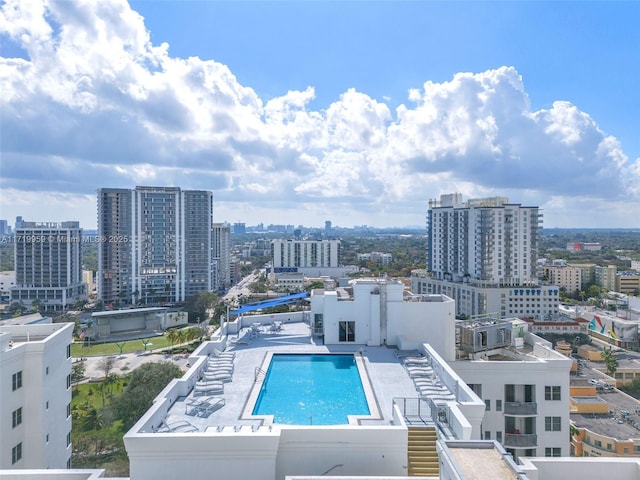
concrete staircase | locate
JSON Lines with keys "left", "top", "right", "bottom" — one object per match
{"left": 407, "top": 426, "right": 439, "bottom": 477}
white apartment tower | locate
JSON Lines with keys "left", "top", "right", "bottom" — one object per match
{"left": 271, "top": 239, "right": 340, "bottom": 272}
{"left": 11, "top": 221, "right": 88, "bottom": 312}
{"left": 212, "top": 222, "right": 231, "bottom": 291}
{"left": 97, "top": 187, "right": 215, "bottom": 306}
{"left": 0, "top": 322, "right": 74, "bottom": 469}
{"left": 413, "top": 194, "right": 559, "bottom": 319}
{"left": 427, "top": 194, "right": 540, "bottom": 285}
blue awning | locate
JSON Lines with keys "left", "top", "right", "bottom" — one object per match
{"left": 229, "top": 292, "right": 309, "bottom": 316}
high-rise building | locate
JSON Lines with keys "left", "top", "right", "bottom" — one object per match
{"left": 212, "top": 222, "right": 231, "bottom": 291}
{"left": 0, "top": 321, "right": 74, "bottom": 469}
{"left": 11, "top": 221, "right": 88, "bottom": 312}
{"left": 413, "top": 194, "right": 559, "bottom": 319}
{"left": 232, "top": 222, "right": 246, "bottom": 235}
{"left": 97, "top": 187, "right": 214, "bottom": 306}
{"left": 0, "top": 219, "right": 8, "bottom": 235}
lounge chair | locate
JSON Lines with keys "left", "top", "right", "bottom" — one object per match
{"left": 206, "top": 364, "right": 234, "bottom": 374}
{"left": 203, "top": 372, "right": 232, "bottom": 383}
{"left": 211, "top": 348, "right": 235, "bottom": 359}
{"left": 194, "top": 381, "right": 224, "bottom": 396}
{"left": 407, "top": 367, "right": 434, "bottom": 378}
{"left": 186, "top": 396, "right": 225, "bottom": 417}
{"left": 404, "top": 357, "right": 431, "bottom": 366}
{"left": 208, "top": 357, "right": 234, "bottom": 366}
{"left": 158, "top": 420, "right": 199, "bottom": 432}
{"left": 207, "top": 362, "right": 234, "bottom": 371}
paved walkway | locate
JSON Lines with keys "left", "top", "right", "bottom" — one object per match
{"left": 78, "top": 351, "right": 190, "bottom": 382}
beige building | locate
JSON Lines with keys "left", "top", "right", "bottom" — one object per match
{"left": 617, "top": 272, "right": 640, "bottom": 295}
{"left": 541, "top": 265, "right": 583, "bottom": 296}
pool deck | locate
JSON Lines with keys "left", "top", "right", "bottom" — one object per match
{"left": 163, "top": 321, "right": 431, "bottom": 432}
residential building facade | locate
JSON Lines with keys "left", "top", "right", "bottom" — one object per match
{"left": 212, "top": 222, "right": 231, "bottom": 292}
{"left": 595, "top": 265, "right": 618, "bottom": 292}
{"left": 10, "top": 222, "right": 88, "bottom": 312}
{"left": 97, "top": 187, "right": 215, "bottom": 306}
{"left": 541, "top": 265, "right": 583, "bottom": 296}
{"left": 413, "top": 193, "right": 558, "bottom": 319}
{"left": 271, "top": 239, "right": 342, "bottom": 277}
{"left": 0, "top": 322, "right": 73, "bottom": 469}
{"left": 617, "top": 272, "right": 640, "bottom": 295}
{"left": 451, "top": 319, "right": 573, "bottom": 462}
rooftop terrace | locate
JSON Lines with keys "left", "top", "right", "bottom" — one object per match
{"left": 145, "top": 320, "right": 463, "bottom": 433}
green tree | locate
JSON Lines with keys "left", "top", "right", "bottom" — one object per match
{"left": 9, "top": 301, "right": 25, "bottom": 315}
{"left": 185, "top": 291, "right": 219, "bottom": 323}
{"left": 115, "top": 342, "right": 127, "bottom": 355}
{"left": 107, "top": 362, "right": 182, "bottom": 431}
{"left": 165, "top": 328, "right": 179, "bottom": 351}
{"left": 601, "top": 347, "right": 619, "bottom": 376}
{"left": 71, "top": 361, "right": 86, "bottom": 390}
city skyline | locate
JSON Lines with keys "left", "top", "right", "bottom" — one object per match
{"left": 1, "top": 1, "right": 639, "bottom": 229}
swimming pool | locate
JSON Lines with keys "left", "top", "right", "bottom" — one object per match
{"left": 251, "top": 354, "right": 370, "bottom": 425}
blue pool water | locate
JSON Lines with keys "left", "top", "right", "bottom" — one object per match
{"left": 252, "top": 354, "right": 370, "bottom": 425}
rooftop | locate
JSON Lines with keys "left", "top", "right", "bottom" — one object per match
{"left": 147, "top": 321, "right": 460, "bottom": 433}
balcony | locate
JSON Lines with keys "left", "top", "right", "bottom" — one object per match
{"left": 504, "top": 433, "right": 537, "bottom": 448}
{"left": 504, "top": 401, "right": 537, "bottom": 415}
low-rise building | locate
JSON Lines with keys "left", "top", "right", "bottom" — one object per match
{"left": 540, "top": 265, "right": 583, "bottom": 297}
{"left": 310, "top": 278, "right": 456, "bottom": 357}
{"left": 451, "top": 318, "right": 573, "bottom": 461}
{"left": 617, "top": 271, "right": 640, "bottom": 295}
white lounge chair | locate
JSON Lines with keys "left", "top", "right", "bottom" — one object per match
{"left": 194, "top": 381, "right": 224, "bottom": 396}
{"left": 204, "top": 372, "right": 232, "bottom": 383}
{"left": 408, "top": 368, "right": 434, "bottom": 378}
{"left": 186, "top": 396, "right": 225, "bottom": 417}
{"left": 159, "top": 420, "right": 199, "bottom": 432}
{"left": 206, "top": 364, "right": 233, "bottom": 374}
{"left": 211, "top": 348, "right": 235, "bottom": 359}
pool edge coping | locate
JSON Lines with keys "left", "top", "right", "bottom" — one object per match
{"left": 240, "top": 351, "right": 383, "bottom": 426}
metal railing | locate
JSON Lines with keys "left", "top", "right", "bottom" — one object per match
{"left": 504, "top": 433, "right": 537, "bottom": 448}
{"left": 504, "top": 401, "right": 537, "bottom": 415}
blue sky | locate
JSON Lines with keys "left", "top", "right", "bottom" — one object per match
{"left": 1, "top": 0, "right": 639, "bottom": 229}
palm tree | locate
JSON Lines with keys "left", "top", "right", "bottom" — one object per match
{"left": 166, "top": 328, "right": 179, "bottom": 352}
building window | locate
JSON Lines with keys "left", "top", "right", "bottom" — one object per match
{"left": 545, "top": 447, "right": 561, "bottom": 457}
{"left": 12, "top": 407, "right": 22, "bottom": 428}
{"left": 496, "top": 431, "right": 502, "bottom": 442}
{"left": 485, "top": 431, "right": 491, "bottom": 440}
{"left": 67, "top": 431, "right": 71, "bottom": 447}
{"left": 338, "top": 321, "right": 355, "bottom": 342}
{"left": 12, "top": 442, "right": 22, "bottom": 464}
{"left": 12, "top": 371, "right": 23, "bottom": 391}
{"left": 66, "top": 373, "right": 71, "bottom": 389}
{"left": 545, "top": 416, "right": 561, "bottom": 431}
{"left": 67, "top": 344, "right": 71, "bottom": 358}
{"left": 485, "top": 400, "right": 491, "bottom": 411}
{"left": 46, "top": 366, "right": 49, "bottom": 375}
{"left": 545, "top": 386, "right": 561, "bottom": 400}
{"left": 67, "top": 403, "right": 71, "bottom": 418}
{"left": 496, "top": 400, "right": 502, "bottom": 411}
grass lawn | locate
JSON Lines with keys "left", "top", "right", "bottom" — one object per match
{"left": 72, "top": 380, "right": 127, "bottom": 410}
{"left": 71, "top": 335, "right": 172, "bottom": 357}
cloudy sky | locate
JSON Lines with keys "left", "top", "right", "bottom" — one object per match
{"left": 1, "top": 0, "right": 639, "bottom": 230}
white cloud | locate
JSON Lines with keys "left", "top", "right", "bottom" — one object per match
{"left": 0, "top": 0, "right": 638, "bottom": 228}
